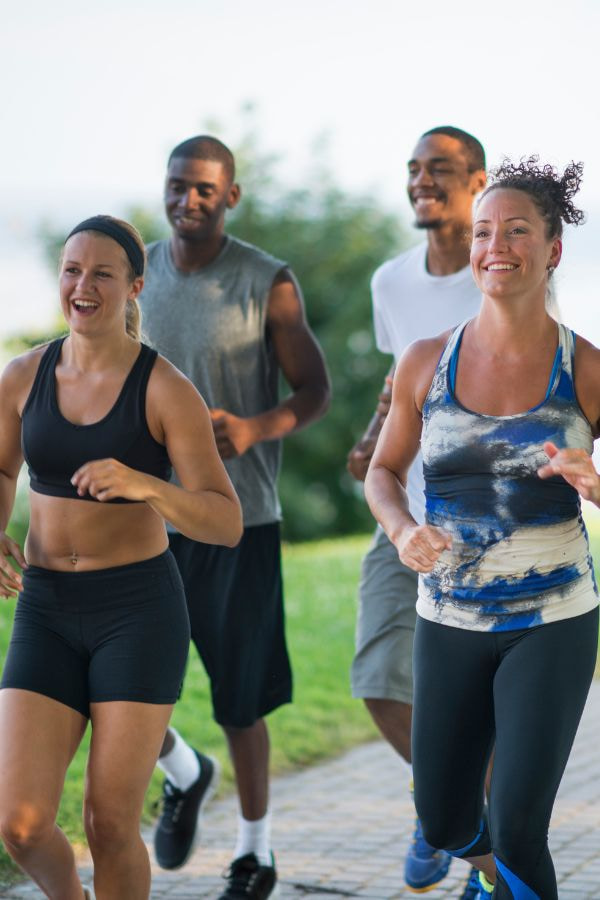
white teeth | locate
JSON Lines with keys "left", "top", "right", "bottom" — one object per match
{"left": 74, "top": 300, "right": 98, "bottom": 308}
{"left": 487, "top": 264, "right": 516, "bottom": 271}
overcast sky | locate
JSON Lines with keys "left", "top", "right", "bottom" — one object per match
{"left": 2, "top": 0, "right": 599, "bottom": 339}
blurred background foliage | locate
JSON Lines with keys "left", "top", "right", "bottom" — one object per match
{"left": 7, "top": 126, "right": 409, "bottom": 541}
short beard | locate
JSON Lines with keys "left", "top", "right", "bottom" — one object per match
{"left": 414, "top": 219, "right": 444, "bottom": 230}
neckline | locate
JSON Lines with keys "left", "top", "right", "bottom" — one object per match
{"left": 446, "top": 321, "right": 564, "bottom": 421}
{"left": 51, "top": 338, "right": 145, "bottom": 428}
{"left": 419, "top": 243, "right": 474, "bottom": 285}
{"left": 166, "top": 234, "right": 231, "bottom": 278}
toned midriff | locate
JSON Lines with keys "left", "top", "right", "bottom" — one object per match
{"left": 26, "top": 492, "right": 168, "bottom": 571}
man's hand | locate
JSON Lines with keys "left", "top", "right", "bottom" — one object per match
{"left": 375, "top": 376, "right": 393, "bottom": 418}
{"left": 347, "top": 436, "right": 377, "bottom": 482}
{"left": 347, "top": 376, "right": 394, "bottom": 482}
{"left": 210, "top": 410, "right": 258, "bottom": 460}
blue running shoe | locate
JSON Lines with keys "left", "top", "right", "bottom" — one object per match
{"left": 460, "top": 867, "right": 487, "bottom": 899}
{"left": 404, "top": 816, "right": 451, "bottom": 892}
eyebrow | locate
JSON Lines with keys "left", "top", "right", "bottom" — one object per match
{"left": 167, "top": 176, "right": 217, "bottom": 188}
{"left": 63, "top": 259, "right": 116, "bottom": 267}
{"left": 474, "top": 216, "right": 532, "bottom": 225}
{"left": 408, "top": 156, "right": 454, "bottom": 166}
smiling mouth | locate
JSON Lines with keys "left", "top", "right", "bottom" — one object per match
{"left": 175, "top": 215, "right": 204, "bottom": 226}
{"left": 72, "top": 300, "right": 99, "bottom": 313}
{"left": 413, "top": 196, "right": 443, "bottom": 207}
{"left": 485, "top": 264, "right": 518, "bottom": 271}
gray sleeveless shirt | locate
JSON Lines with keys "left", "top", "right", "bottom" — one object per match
{"left": 140, "top": 235, "right": 286, "bottom": 527}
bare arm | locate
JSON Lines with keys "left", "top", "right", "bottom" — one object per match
{"left": 211, "top": 269, "right": 331, "bottom": 458}
{"left": 537, "top": 335, "right": 600, "bottom": 504}
{"left": 346, "top": 363, "right": 394, "bottom": 482}
{"left": 0, "top": 356, "right": 32, "bottom": 596}
{"left": 71, "top": 359, "right": 243, "bottom": 546}
{"left": 365, "top": 337, "right": 452, "bottom": 573}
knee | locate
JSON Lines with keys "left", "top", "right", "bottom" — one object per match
{"left": 84, "top": 802, "right": 136, "bottom": 854}
{"left": 493, "top": 816, "right": 546, "bottom": 870}
{"left": 417, "top": 808, "right": 484, "bottom": 856}
{"left": 0, "top": 804, "right": 55, "bottom": 853}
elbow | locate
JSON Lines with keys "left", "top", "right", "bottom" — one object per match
{"left": 311, "top": 382, "right": 332, "bottom": 422}
{"left": 222, "top": 500, "right": 243, "bottom": 548}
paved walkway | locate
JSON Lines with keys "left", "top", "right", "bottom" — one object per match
{"left": 4, "top": 681, "right": 600, "bottom": 898}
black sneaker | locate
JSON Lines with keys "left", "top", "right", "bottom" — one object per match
{"left": 218, "top": 852, "right": 278, "bottom": 899}
{"left": 153, "top": 749, "right": 219, "bottom": 870}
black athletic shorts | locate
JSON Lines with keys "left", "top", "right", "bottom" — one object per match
{"left": 169, "top": 523, "right": 292, "bottom": 728}
{"left": 0, "top": 550, "right": 190, "bottom": 718}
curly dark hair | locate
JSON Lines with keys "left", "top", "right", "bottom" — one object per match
{"left": 481, "top": 156, "right": 585, "bottom": 238}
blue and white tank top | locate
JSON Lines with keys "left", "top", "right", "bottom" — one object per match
{"left": 418, "top": 320, "right": 598, "bottom": 632}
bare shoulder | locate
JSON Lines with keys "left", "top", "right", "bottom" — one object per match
{"left": 393, "top": 329, "right": 453, "bottom": 413}
{"left": 0, "top": 344, "right": 49, "bottom": 411}
{"left": 572, "top": 332, "right": 600, "bottom": 435}
{"left": 574, "top": 332, "right": 600, "bottom": 368}
{"left": 147, "top": 353, "right": 207, "bottom": 411}
{"left": 394, "top": 328, "right": 453, "bottom": 381}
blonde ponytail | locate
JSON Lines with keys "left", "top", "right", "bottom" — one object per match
{"left": 125, "top": 297, "right": 142, "bottom": 341}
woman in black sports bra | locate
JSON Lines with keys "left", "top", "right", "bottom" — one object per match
{"left": 0, "top": 215, "right": 242, "bottom": 899}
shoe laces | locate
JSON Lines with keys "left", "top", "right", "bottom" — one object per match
{"left": 222, "top": 854, "right": 260, "bottom": 895}
{"left": 156, "top": 781, "right": 186, "bottom": 825}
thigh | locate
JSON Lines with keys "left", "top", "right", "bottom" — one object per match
{"left": 352, "top": 527, "right": 417, "bottom": 703}
{"left": 86, "top": 701, "right": 173, "bottom": 820}
{"left": 491, "top": 608, "right": 599, "bottom": 832}
{"left": 412, "top": 617, "right": 495, "bottom": 834}
{"left": 1, "top": 571, "right": 90, "bottom": 717}
{"left": 0, "top": 689, "right": 87, "bottom": 817}
{"left": 87, "top": 550, "right": 190, "bottom": 705}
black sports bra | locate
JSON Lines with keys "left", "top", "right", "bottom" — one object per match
{"left": 21, "top": 338, "right": 172, "bottom": 503}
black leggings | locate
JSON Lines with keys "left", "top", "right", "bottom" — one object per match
{"left": 412, "top": 608, "right": 599, "bottom": 899}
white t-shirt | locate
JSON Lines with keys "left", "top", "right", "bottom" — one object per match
{"left": 372, "top": 241, "right": 482, "bottom": 524}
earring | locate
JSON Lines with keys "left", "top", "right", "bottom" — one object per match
{"left": 547, "top": 265, "right": 555, "bottom": 275}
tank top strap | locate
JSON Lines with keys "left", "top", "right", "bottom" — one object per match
{"left": 118, "top": 343, "right": 158, "bottom": 420}
{"left": 423, "top": 320, "right": 470, "bottom": 419}
{"left": 557, "top": 323, "right": 576, "bottom": 376}
{"left": 21, "top": 337, "right": 66, "bottom": 418}
{"left": 548, "top": 323, "right": 577, "bottom": 403}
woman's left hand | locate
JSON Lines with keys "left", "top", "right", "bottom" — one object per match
{"left": 71, "top": 458, "right": 151, "bottom": 503}
{"left": 537, "top": 441, "right": 600, "bottom": 504}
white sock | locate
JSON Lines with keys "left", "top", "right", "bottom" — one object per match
{"left": 233, "top": 811, "right": 271, "bottom": 866}
{"left": 157, "top": 728, "right": 200, "bottom": 791}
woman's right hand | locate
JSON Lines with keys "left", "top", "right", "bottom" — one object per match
{"left": 0, "top": 532, "right": 26, "bottom": 599}
{"left": 395, "top": 524, "right": 452, "bottom": 573}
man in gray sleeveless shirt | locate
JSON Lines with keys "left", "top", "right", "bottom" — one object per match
{"left": 140, "top": 136, "right": 330, "bottom": 899}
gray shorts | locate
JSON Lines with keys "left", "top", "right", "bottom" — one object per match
{"left": 351, "top": 526, "right": 417, "bottom": 704}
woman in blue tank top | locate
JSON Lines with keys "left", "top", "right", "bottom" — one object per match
{"left": 366, "top": 158, "right": 600, "bottom": 899}
{"left": 0, "top": 216, "right": 242, "bottom": 898}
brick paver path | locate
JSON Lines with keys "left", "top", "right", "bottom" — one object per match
{"left": 4, "top": 680, "right": 600, "bottom": 898}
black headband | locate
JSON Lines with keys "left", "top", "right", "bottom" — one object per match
{"left": 66, "top": 216, "right": 145, "bottom": 277}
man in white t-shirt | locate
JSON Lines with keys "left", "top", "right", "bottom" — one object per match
{"left": 347, "top": 127, "right": 487, "bottom": 897}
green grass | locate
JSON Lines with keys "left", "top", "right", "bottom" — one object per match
{"left": 0, "top": 533, "right": 377, "bottom": 883}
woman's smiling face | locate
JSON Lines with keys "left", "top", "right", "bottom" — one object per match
{"left": 60, "top": 232, "right": 142, "bottom": 336}
{"left": 471, "top": 187, "right": 562, "bottom": 301}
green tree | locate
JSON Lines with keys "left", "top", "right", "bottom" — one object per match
{"left": 19, "top": 137, "right": 408, "bottom": 540}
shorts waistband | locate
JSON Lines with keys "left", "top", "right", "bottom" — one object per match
{"left": 25, "top": 549, "right": 172, "bottom": 582}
